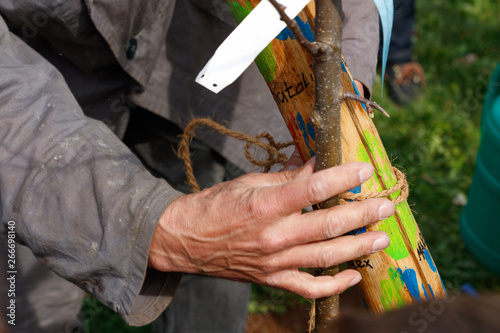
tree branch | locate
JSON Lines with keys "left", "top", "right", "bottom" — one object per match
{"left": 309, "top": 0, "right": 343, "bottom": 332}
{"left": 268, "top": 0, "right": 328, "bottom": 57}
{"left": 344, "top": 91, "right": 390, "bottom": 118}
{"left": 267, "top": 1, "right": 348, "bottom": 331}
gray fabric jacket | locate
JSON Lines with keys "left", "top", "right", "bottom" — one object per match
{"left": 0, "top": 0, "right": 379, "bottom": 326}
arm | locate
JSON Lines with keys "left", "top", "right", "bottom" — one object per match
{"left": 0, "top": 18, "right": 180, "bottom": 326}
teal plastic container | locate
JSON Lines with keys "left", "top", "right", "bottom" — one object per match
{"left": 460, "top": 64, "right": 500, "bottom": 275}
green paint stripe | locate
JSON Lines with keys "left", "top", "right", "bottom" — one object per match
{"left": 380, "top": 267, "right": 407, "bottom": 311}
{"left": 227, "top": 1, "right": 277, "bottom": 82}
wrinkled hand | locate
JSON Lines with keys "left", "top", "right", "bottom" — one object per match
{"left": 149, "top": 160, "right": 394, "bottom": 299}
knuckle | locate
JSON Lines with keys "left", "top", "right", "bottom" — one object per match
{"left": 265, "top": 273, "right": 282, "bottom": 289}
{"left": 355, "top": 236, "right": 374, "bottom": 258}
{"left": 355, "top": 203, "right": 376, "bottom": 228}
{"left": 317, "top": 245, "right": 334, "bottom": 267}
{"left": 258, "top": 255, "right": 281, "bottom": 273}
{"left": 281, "top": 168, "right": 297, "bottom": 182}
{"left": 247, "top": 191, "right": 276, "bottom": 221}
{"left": 321, "top": 211, "right": 344, "bottom": 239}
{"left": 254, "top": 256, "right": 273, "bottom": 273}
{"left": 257, "top": 231, "right": 285, "bottom": 254}
{"left": 305, "top": 180, "right": 325, "bottom": 205}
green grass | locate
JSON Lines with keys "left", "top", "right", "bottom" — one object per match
{"left": 83, "top": 0, "right": 500, "bottom": 330}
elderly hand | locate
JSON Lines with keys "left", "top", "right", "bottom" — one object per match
{"left": 149, "top": 160, "right": 393, "bottom": 299}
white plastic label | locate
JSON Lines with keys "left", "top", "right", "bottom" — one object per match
{"left": 196, "top": 0, "right": 310, "bottom": 93}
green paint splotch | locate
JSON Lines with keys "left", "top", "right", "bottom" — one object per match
{"left": 356, "top": 142, "right": 382, "bottom": 191}
{"left": 362, "top": 130, "right": 393, "bottom": 186}
{"left": 378, "top": 216, "right": 410, "bottom": 260}
{"left": 396, "top": 201, "right": 418, "bottom": 250}
{"left": 227, "top": 1, "right": 277, "bottom": 82}
{"left": 358, "top": 130, "right": 419, "bottom": 253}
{"left": 380, "top": 267, "right": 407, "bottom": 311}
{"left": 356, "top": 139, "right": 409, "bottom": 260}
{"left": 357, "top": 140, "right": 407, "bottom": 259}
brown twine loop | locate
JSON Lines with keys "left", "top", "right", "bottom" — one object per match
{"left": 179, "top": 118, "right": 409, "bottom": 206}
{"left": 339, "top": 166, "right": 409, "bottom": 206}
{"left": 243, "top": 132, "right": 294, "bottom": 173}
{"left": 178, "top": 118, "right": 294, "bottom": 192}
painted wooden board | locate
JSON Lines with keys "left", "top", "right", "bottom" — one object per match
{"left": 226, "top": 0, "right": 447, "bottom": 313}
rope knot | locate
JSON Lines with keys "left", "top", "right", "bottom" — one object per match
{"left": 178, "top": 118, "right": 293, "bottom": 192}
{"left": 244, "top": 133, "right": 293, "bottom": 173}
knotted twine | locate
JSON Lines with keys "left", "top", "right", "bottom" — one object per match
{"left": 178, "top": 117, "right": 409, "bottom": 205}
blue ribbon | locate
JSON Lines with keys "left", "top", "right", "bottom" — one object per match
{"left": 373, "top": 0, "right": 394, "bottom": 96}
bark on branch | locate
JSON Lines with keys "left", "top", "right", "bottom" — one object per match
{"left": 309, "top": 1, "right": 344, "bottom": 332}
{"left": 267, "top": 1, "right": 346, "bottom": 331}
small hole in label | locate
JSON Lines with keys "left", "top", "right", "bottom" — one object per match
{"left": 201, "top": 74, "right": 205, "bottom": 78}
{"left": 213, "top": 83, "right": 218, "bottom": 87}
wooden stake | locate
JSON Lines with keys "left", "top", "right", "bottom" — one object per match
{"left": 226, "top": 0, "right": 447, "bottom": 320}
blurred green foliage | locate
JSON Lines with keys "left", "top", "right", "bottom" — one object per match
{"left": 374, "top": 0, "right": 500, "bottom": 291}
{"left": 82, "top": 297, "right": 152, "bottom": 333}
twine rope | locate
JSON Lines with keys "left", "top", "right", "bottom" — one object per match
{"left": 178, "top": 118, "right": 409, "bottom": 206}
{"left": 340, "top": 166, "right": 408, "bottom": 206}
{"left": 178, "top": 118, "right": 294, "bottom": 192}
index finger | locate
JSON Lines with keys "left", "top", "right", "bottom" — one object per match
{"left": 259, "top": 162, "right": 374, "bottom": 214}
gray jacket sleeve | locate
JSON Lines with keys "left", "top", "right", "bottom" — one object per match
{"left": 342, "top": 0, "right": 380, "bottom": 98}
{"left": 0, "top": 17, "right": 181, "bottom": 326}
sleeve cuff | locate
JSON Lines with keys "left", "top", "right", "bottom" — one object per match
{"left": 118, "top": 180, "right": 184, "bottom": 326}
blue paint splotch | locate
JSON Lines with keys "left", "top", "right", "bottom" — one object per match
{"left": 356, "top": 226, "right": 367, "bottom": 235}
{"left": 345, "top": 185, "right": 364, "bottom": 236}
{"left": 422, "top": 283, "right": 429, "bottom": 300}
{"left": 347, "top": 226, "right": 367, "bottom": 236}
{"left": 424, "top": 249, "right": 437, "bottom": 272}
{"left": 428, "top": 284, "right": 435, "bottom": 298}
{"left": 341, "top": 60, "right": 347, "bottom": 73}
{"left": 350, "top": 185, "right": 361, "bottom": 194}
{"left": 306, "top": 122, "right": 315, "bottom": 141}
{"left": 296, "top": 112, "right": 315, "bottom": 157}
{"left": 276, "top": 17, "right": 314, "bottom": 42}
{"left": 397, "top": 268, "right": 421, "bottom": 301}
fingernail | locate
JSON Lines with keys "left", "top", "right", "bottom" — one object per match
{"left": 378, "top": 201, "right": 396, "bottom": 220}
{"left": 372, "top": 235, "right": 390, "bottom": 253}
{"left": 359, "top": 164, "right": 374, "bottom": 183}
{"left": 305, "top": 156, "right": 316, "bottom": 166}
{"left": 348, "top": 274, "right": 362, "bottom": 288}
